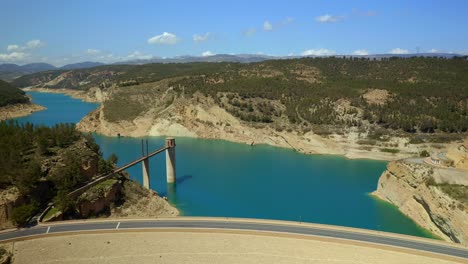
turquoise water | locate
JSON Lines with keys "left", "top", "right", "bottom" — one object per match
{"left": 15, "top": 91, "right": 435, "bottom": 238}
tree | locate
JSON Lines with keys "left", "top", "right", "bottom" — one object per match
{"left": 54, "top": 190, "right": 75, "bottom": 214}
{"left": 107, "top": 153, "right": 118, "bottom": 165}
{"left": 420, "top": 150, "right": 430, "bottom": 157}
{"left": 11, "top": 203, "right": 38, "bottom": 226}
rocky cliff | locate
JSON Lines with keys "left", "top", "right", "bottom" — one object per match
{"left": 0, "top": 187, "right": 26, "bottom": 229}
{"left": 76, "top": 85, "right": 452, "bottom": 161}
{"left": 373, "top": 161, "right": 468, "bottom": 245}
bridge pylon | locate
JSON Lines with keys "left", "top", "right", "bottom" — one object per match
{"left": 165, "top": 138, "right": 176, "bottom": 183}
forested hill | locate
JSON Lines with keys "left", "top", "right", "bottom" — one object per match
{"left": 0, "top": 80, "right": 29, "bottom": 107}
{"left": 12, "top": 57, "right": 468, "bottom": 133}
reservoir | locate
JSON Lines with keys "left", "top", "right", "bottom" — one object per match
{"left": 16, "top": 91, "right": 435, "bottom": 239}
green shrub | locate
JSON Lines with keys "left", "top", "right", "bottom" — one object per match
{"left": 420, "top": 150, "right": 430, "bottom": 157}
{"left": 12, "top": 203, "right": 38, "bottom": 226}
{"left": 380, "top": 148, "right": 400, "bottom": 153}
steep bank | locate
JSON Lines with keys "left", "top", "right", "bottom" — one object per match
{"left": 77, "top": 89, "right": 461, "bottom": 161}
{"left": 0, "top": 102, "right": 45, "bottom": 120}
{"left": 70, "top": 177, "right": 178, "bottom": 220}
{"left": 0, "top": 121, "right": 177, "bottom": 228}
{"left": 372, "top": 160, "right": 468, "bottom": 245}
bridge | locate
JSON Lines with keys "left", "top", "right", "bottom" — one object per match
{"left": 68, "top": 137, "right": 176, "bottom": 198}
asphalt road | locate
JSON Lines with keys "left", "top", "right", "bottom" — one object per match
{"left": 0, "top": 219, "right": 467, "bottom": 259}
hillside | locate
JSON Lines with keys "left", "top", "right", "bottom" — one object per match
{"left": 0, "top": 62, "right": 105, "bottom": 82}
{"left": 373, "top": 158, "right": 468, "bottom": 245}
{"left": 13, "top": 57, "right": 468, "bottom": 134}
{"left": 0, "top": 80, "right": 29, "bottom": 107}
{"left": 12, "top": 57, "right": 468, "bottom": 160}
{"left": 0, "top": 121, "right": 177, "bottom": 228}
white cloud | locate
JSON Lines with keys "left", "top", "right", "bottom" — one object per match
{"left": 5, "top": 39, "right": 45, "bottom": 52}
{"left": 428, "top": 48, "right": 439, "bottom": 53}
{"left": 148, "top": 32, "right": 180, "bottom": 45}
{"left": 302, "top": 49, "right": 336, "bottom": 56}
{"left": 126, "top": 51, "right": 152, "bottom": 60}
{"left": 0, "top": 52, "right": 28, "bottom": 61}
{"left": 389, "top": 48, "right": 409, "bottom": 54}
{"left": 193, "top": 32, "right": 211, "bottom": 43}
{"left": 352, "top": 49, "right": 369, "bottom": 55}
{"left": 315, "top": 14, "right": 343, "bottom": 23}
{"left": 201, "top": 51, "right": 214, "bottom": 57}
{"left": 263, "top": 21, "right": 273, "bottom": 31}
{"left": 85, "top": 49, "right": 101, "bottom": 55}
{"left": 281, "top": 17, "right": 295, "bottom": 25}
{"left": 242, "top": 28, "right": 256, "bottom": 36}
{"left": 26, "top": 39, "right": 44, "bottom": 49}
{"left": 7, "top": 45, "right": 20, "bottom": 52}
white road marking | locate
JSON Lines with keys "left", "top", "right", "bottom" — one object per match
{"left": 46, "top": 226, "right": 50, "bottom": 234}
{"left": 116, "top": 222, "right": 120, "bottom": 229}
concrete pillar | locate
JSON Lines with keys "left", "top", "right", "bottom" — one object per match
{"left": 142, "top": 158, "right": 150, "bottom": 189}
{"left": 165, "top": 138, "right": 176, "bottom": 183}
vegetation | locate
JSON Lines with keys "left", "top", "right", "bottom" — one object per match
{"left": 0, "top": 79, "right": 28, "bottom": 107}
{"left": 438, "top": 184, "right": 468, "bottom": 205}
{"left": 380, "top": 148, "right": 400, "bottom": 153}
{"left": 425, "top": 176, "right": 467, "bottom": 205}
{"left": 12, "top": 57, "right": 468, "bottom": 134}
{"left": 0, "top": 120, "right": 116, "bottom": 225}
{"left": 420, "top": 150, "right": 430, "bottom": 157}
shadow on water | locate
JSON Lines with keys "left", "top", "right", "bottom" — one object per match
{"left": 176, "top": 175, "right": 193, "bottom": 184}
{"left": 159, "top": 175, "right": 192, "bottom": 197}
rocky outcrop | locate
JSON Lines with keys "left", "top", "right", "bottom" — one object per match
{"left": 373, "top": 161, "right": 468, "bottom": 245}
{"left": 0, "top": 103, "right": 45, "bottom": 121}
{"left": 77, "top": 91, "right": 434, "bottom": 161}
{"left": 446, "top": 139, "right": 468, "bottom": 170}
{"left": 78, "top": 179, "right": 121, "bottom": 218}
{"left": 109, "top": 179, "right": 178, "bottom": 218}
{"left": 0, "top": 187, "right": 26, "bottom": 229}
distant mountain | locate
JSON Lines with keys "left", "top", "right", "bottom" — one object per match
{"left": 0, "top": 62, "right": 105, "bottom": 82}
{"left": 2, "top": 53, "right": 465, "bottom": 82}
{"left": 19, "top": 63, "right": 56, "bottom": 72}
{"left": 60, "top": 61, "right": 105, "bottom": 70}
{"left": 116, "top": 54, "right": 277, "bottom": 65}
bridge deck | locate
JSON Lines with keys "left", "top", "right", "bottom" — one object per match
{"left": 68, "top": 145, "right": 170, "bottom": 198}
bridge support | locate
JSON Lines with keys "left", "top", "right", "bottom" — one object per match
{"left": 165, "top": 138, "right": 176, "bottom": 183}
{"left": 142, "top": 158, "right": 150, "bottom": 189}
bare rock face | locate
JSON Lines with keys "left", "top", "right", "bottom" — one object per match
{"left": 373, "top": 161, "right": 468, "bottom": 245}
{"left": 77, "top": 179, "right": 121, "bottom": 218}
{"left": 0, "top": 187, "right": 26, "bottom": 229}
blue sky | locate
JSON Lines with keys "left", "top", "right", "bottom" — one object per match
{"left": 1, "top": 0, "right": 467, "bottom": 66}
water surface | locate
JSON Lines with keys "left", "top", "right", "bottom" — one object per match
{"left": 16, "top": 91, "right": 436, "bottom": 239}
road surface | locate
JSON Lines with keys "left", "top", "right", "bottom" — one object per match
{"left": 0, "top": 218, "right": 467, "bottom": 260}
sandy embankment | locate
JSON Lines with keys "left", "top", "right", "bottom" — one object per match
{"left": 0, "top": 103, "right": 46, "bottom": 121}
{"left": 9, "top": 231, "right": 463, "bottom": 264}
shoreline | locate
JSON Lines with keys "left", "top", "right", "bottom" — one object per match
{"left": 0, "top": 103, "right": 46, "bottom": 121}
{"left": 367, "top": 192, "right": 442, "bottom": 241}
{"left": 24, "top": 88, "right": 460, "bottom": 162}
{"left": 23, "top": 87, "right": 101, "bottom": 103}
